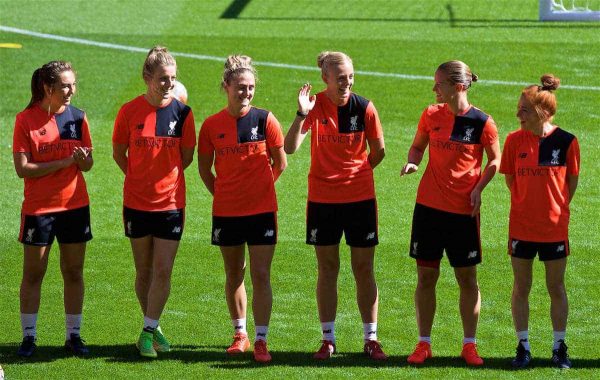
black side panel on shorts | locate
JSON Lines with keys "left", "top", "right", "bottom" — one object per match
{"left": 450, "top": 107, "right": 488, "bottom": 144}
{"left": 55, "top": 105, "right": 84, "bottom": 141}
{"left": 237, "top": 107, "right": 268, "bottom": 143}
{"left": 538, "top": 128, "right": 575, "bottom": 166}
{"left": 337, "top": 93, "right": 369, "bottom": 133}
{"left": 155, "top": 99, "right": 191, "bottom": 138}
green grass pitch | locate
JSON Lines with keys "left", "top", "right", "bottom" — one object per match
{"left": 1, "top": 0, "right": 599, "bottom": 378}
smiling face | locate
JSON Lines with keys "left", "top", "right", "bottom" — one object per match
{"left": 432, "top": 70, "right": 459, "bottom": 104}
{"left": 223, "top": 70, "right": 255, "bottom": 112}
{"left": 45, "top": 70, "right": 76, "bottom": 111}
{"left": 145, "top": 64, "right": 176, "bottom": 105}
{"left": 323, "top": 61, "right": 354, "bottom": 106}
{"left": 517, "top": 95, "right": 544, "bottom": 131}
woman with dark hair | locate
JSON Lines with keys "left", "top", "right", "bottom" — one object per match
{"left": 501, "top": 74, "right": 579, "bottom": 369}
{"left": 13, "top": 61, "right": 94, "bottom": 357}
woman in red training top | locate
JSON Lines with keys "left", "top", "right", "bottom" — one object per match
{"left": 401, "top": 61, "right": 500, "bottom": 366}
{"left": 285, "top": 51, "right": 387, "bottom": 361}
{"left": 500, "top": 74, "right": 578, "bottom": 370}
{"left": 13, "top": 61, "right": 93, "bottom": 357}
{"left": 198, "top": 55, "right": 286, "bottom": 363}
{"left": 112, "top": 46, "right": 196, "bottom": 359}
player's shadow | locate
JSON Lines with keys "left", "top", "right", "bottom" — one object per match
{"left": 2, "top": 344, "right": 600, "bottom": 369}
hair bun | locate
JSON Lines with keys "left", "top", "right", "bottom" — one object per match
{"left": 540, "top": 74, "right": 560, "bottom": 91}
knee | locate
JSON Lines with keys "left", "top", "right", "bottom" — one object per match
{"left": 224, "top": 265, "right": 245, "bottom": 286}
{"left": 417, "top": 271, "right": 439, "bottom": 290}
{"left": 547, "top": 281, "right": 566, "bottom": 299}
{"left": 61, "top": 266, "right": 84, "bottom": 284}
{"left": 153, "top": 266, "right": 173, "bottom": 284}
{"left": 456, "top": 273, "right": 478, "bottom": 291}
{"left": 318, "top": 260, "right": 339, "bottom": 278}
{"left": 352, "top": 263, "right": 375, "bottom": 283}
{"left": 512, "top": 281, "right": 532, "bottom": 298}
{"left": 251, "top": 268, "right": 271, "bottom": 288}
{"left": 136, "top": 267, "right": 153, "bottom": 286}
{"left": 22, "top": 270, "right": 46, "bottom": 287}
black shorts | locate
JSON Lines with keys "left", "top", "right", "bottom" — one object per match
{"left": 123, "top": 207, "right": 185, "bottom": 241}
{"left": 19, "top": 206, "right": 92, "bottom": 246}
{"left": 212, "top": 212, "right": 277, "bottom": 246}
{"left": 509, "top": 238, "right": 569, "bottom": 261}
{"left": 409, "top": 203, "right": 481, "bottom": 268}
{"left": 306, "top": 199, "right": 378, "bottom": 247}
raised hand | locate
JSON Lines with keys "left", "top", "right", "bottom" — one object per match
{"left": 298, "top": 83, "right": 316, "bottom": 115}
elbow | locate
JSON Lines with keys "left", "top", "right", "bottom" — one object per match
{"left": 278, "top": 161, "right": 288, "bottom": 173}
{"left": 283, "top": 141, "right": 296, "bottom": 155}
{"left": 15, "top": 169, "right": 26, "bottom": 179}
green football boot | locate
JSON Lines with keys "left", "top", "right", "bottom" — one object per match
{"left": 136, "top": 331, "right": 157, "bottom": 358}
{"left": 153, "top": 326, "right": 171, "bottom": 352}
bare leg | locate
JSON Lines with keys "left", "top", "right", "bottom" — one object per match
{"left": 454, "top": 266, "right": 481, "bottom": 339}
{"left": 350, "top": 246, "right": 377, "bottom": 323}
{"left": 20, "top": 245, "right": 51, "bottom": 313}
{"left": 315, "top": 245, "right": 340, "bottom": 322}
{"left": 221, "top": 245, "right": 247, "bottom": 320}
{"left": 59, "top": 243, "right": 86, "bottom": 314}
{"left": 414, "top": 266, "right": 439, "bottom": 337}
{"left": 511, "top": 257, "right": 533, "bottom": 332}
{"left": 130, "top": 236, "right": 153, "bottom": 315}
{"left": 544, "top": 258, "right": 568, "bottom": 332}
{"left": 248, "top": 245, "right": 275, "bottom": 326}
{"left": 145, "top": 238, "right": 180, "bottom": 319}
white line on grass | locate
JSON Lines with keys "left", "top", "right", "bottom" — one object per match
{"left": 2, "top": 25, "right": 599, "bottom": 91}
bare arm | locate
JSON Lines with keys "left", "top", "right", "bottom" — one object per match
{"left": 269, "top": 146, "right": 287, "bottom": 182}
{"left": 181, "top": 147, "right": 194, "bottom": 170}
{"left": 13, "top": 152, "right": 75, "bottom": 178}
{"left": 400, "top": 130, "right": 429, "bottom": 176}
{"left": 284, "top": 83, "right": 315, "bottom": 154}
{"left": 367, "top": 137, "right": 385, "bottom": 169}
{"left": 470, "top": 140, "right": 501, "bottom": 216}
{"left": 567, "top": 174, "right": 578, "bottom": 202}
{"left": 198, "top": 153, "right": 216, "bottom": 195}
{"left": 112, "top": 143, "right": 128, "bottom": 175}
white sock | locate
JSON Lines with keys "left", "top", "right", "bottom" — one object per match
{"left": 419, "top": 336, "right": 431, "bottom": 344}
{"left": 143, "top": 316, "right": 159, "bottom": 332}
{"left": 65, "top": 314, "right": 82, "bottom": 340}
{"left": 21, "top": 313, "right": 38, "bottom": 338}
{"left": 363, "top": 322, "right": 377, "bottom": 342}
{"left": 517, "top": 330, "right": 530, "bottom": 351}
{"left": 463, "top": 337, "right": 476, "bottom": 345}
{"left": 255, "top": 325, "right": 268, "bottom": 342}
{"left": 232, "top": 318, "right": 247, "bottom": 335}
{"left": 321, "top": 321, "right": 335, "bottom": 343}
{"left": 553, "top": 331, "right": 566, "bottom": 350}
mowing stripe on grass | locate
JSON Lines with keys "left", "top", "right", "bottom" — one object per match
{"left": 2, "top": 25, "right": 599, "bottom": 91}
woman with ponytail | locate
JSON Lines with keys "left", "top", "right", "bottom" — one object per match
{"left": 198, "top": 55, "right": 286, "bottom": 363}
{"left": 500, "top": 74, "right": 579, "bottom": 369}
{"left": 284, "top": 51, "right": 387, "bottom": 361}
{"left": 401, "top": 60, "right": 501, "bottom": 366}
{"left": 13, "top": 61, "right": 94, "bottom": 357}
{"left": 112, "top": 46, "right": 196, "bottom": 358}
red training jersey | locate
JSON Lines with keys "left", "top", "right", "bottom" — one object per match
{"left": 416, "top": 103, "right": 498, "bottom": 215}
{"left": 13, "top": 104, "right": 92, "bottom": 215}
{"left": 112, "top": 95, "right": 196, "bottom": 211}
{"left": 500, "top": 127, "right": 579, "bottom": 242}
{"left": 198, "top": 107, "right": 284, "bottom": 217}
{"left": 302, "top": 91, "right": 383, "bottom": 203}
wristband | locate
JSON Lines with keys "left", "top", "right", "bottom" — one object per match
{"left": 296, "top": 110, "right": 308, "bottom": 118}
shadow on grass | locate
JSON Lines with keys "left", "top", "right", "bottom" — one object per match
{"left": 1, "top": 344, "right": 600, "bottom": 370}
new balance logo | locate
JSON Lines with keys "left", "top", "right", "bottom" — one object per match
{"left": 85, "top": 226, "right": 90, "bottom": 234}
{"left": 468, "top": 250, "right": 478, "bottom": 259}
{"left": 322, "top": 329, "right": 332, "bottom": 334}
{"left": 349, "top": 115, "right": 359, "bottom": 131}
{"left": 217, "top": 133, "right": 225, "bottom": 139}
{"left": 234, "top": 325, "right": 243, "bottom": 330}
{"left": 168, "top": 120, "right": 177, "bottom": 136}
{"left": 257, "top": 333, "right": 266, "bottom": 337}
{"left": 321, "top": 119, "right": 328, "bottom": 125}
{"left": 366, "top": 232, "right": 375, "bottom": 240}
{"left": 25, "top": 228, "right": 34, "bottom": 242}
{"left": 264, "top": 229, "right": 274, "bottom": 237}
{"left": 39, "top": 128, "right": 46, "bottom": 136}
{"left": 126, "top": 221, "right": 132, "bottom": 235}
{"left": 250, "top": 126, "right": 259, "bottom": 140}
{"left": 172, "top": 226, "right": 181, "bottom": 233}
{"left": 213, "top": 228, "right": 221, "bottom": 242}
{"left": 136, "top": 124, "right": 144, "bottom": 130}
{"left": 519, "top": 152, "right": 527, "bottom": 159}
{"left": 412, "top": 242, "right": 418, "bottom": 256}
{"left": 310, "top": 228, "right": 318, "bottom": 243}
{"left": 551, "top": 149, "right": 560, "bottom": 165}
{"left": 24, "top": 326, "right": 35, "bottom": 330}
{"left": 463, "top": 127, "right": 474, "bottom": 141}
{"left": 512, "top": 239, "right": 519, "bottom": 251}
{"left": 557, "top": 244, "right": 565, "bottom": 252}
